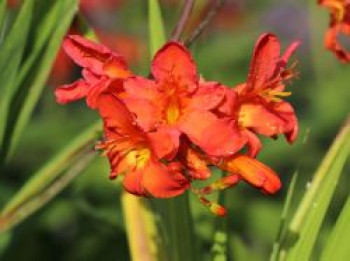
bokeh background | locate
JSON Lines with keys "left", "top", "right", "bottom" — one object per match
{"left": 0, "top": 0, "right": 349, "bottom": 260}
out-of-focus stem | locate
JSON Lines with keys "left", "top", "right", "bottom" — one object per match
{"left": 121, "top": 193, "right": 161, "bottom": 261}
{"left": 152, "top": 193, "right": 198, "bottom": 261}
{"left": 0, "top": 151, "right": 96, "bottom": 232}
{"left": 171, "top": 0, "right": 196, "bottom": 41}
{"left": 185, "top": 0, "right": 226, "bottom": 47}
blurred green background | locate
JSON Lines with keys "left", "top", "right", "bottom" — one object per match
{"left": 0, "top": 0, "right": 349, "bottom": 260}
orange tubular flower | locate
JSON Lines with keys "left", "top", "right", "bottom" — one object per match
{"left": 319, "top": 0, "right": 350, "bottom": 62}
{"left": 96, "top": 94, "right": 189, "bottom": 198}
{"left": 121, "top": 42, "right": 246, "bottom": 159}
{"left": 218, "top": 33, "right": 300, "bottom": 157}
{"left": 218, "top": 154, "right": 281, "bottom": 194}
{"left": 55, "top": 35, "right": 133, "bottom": 108}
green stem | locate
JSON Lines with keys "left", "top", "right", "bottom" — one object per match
{"left": 152, "top": 193, "right": 198, "bottom": 261}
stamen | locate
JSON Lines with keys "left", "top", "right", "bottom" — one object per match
{"left": 268, "top": 90, "right": 292, "bottom": 97}
{"left": 198, "top": 175, "right": 240, "bottom": 194}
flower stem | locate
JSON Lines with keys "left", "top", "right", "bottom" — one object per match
{"left": 184, "top": 0, "right": 226, "bottom": 47}
{"left": 171, "top": 0, "right": 196, "bottom": 41}
{"left": 151, "top": 193, "right": 198, "bottom": 261}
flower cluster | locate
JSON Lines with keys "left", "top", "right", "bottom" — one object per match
{"left": 319, "top": 0, "right": 350, "bottom": 62}
{"left": 55, "top": 33, "right": 299, "bottom": 216}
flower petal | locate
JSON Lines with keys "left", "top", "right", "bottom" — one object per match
{"left": 187, "top": 81, "right": 225, "bottom": 111}
{"left": 219, "top": 154, "right": 281, "bottom": 194}
{"left": 179, "top": 143, "right": 211, "bottom": 180}
{"left": 325, "top": 24, "right": 350, "bottom": 62}
{"left": 147, "top": 126, "right": 180, "bottom": 160}
{"left": 216, "top": 87, "right": 237, "bottom": 116}
{"left": 122, "top": 97, "right": 162, "bottom": 131}
{"left": 123, "top": 77, "right": 165, "bottom": 130}
{"left": 247, "top": 33, "right": 281, "bottom": 91}
{"left": 103, "top": 56, "right": 133, "bottom": 79}
{"left": 151, "top": 42, "right": 197, "bottom": 87}
{"left": 239, "top": 101, "right": 297, "bottom": 141}
{"left": 123, "top": 76, "right": 159, "bottom": 99}
{"left": 141, "top": 158, "right": 190, "bottom": 198}
{"left": 179, "top": 110, "right": 247, "bottom": 157}
{"left": 82, "top": 69, "right": 100, "bottom": 85}
{"left": 319, "top": 0, "right": 346, "bottom": 22}
{"left": 55, "top": 80, "right": 90, "bottom": 104}
{"left": 244, "top": 130, "right": 262, "bottom": 157}
{"left": 86, "top": 78, "right": 112, "bottom": 109}
{"left": 275, "top": 102, "right": 298, "bottom": 143}
{"left": 279, "top": 41, "right": 301, "bottom": 68}
{"left": 63, "top": 34, "right": 128, "bottom": 75}
{"left": 123, "top": 168, "right": 148, "bottom": 197}
{"left": 97, "top": 94, "right": 143, "bottom": 139}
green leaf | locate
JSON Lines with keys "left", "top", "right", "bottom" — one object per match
{"left": 280, "top": 118, "right": 350, "bottom": 261}
{"left": 319, "top": 195, "right": 350, "bottom": 261}
{"left": 231, "top": 235, "right": 263, "bottom": 261}
{"left": 148, "top": 0, "right": 166, "bottom": 56}
{"left": 269, "top": 170, "right": 299, "bottom": 261}
{"left": 0, "top": 0, "right": 78, "bottom": 164}
{"left": 0, "top": 151, "right": 96, "bottom": 232}
{"left": 0, "top": 121, "right": 100, "bottom": 222}
{"left": 0, "top": 0, "right": 6, "bottom": 30}
{"left": 0, "top": 0, "right": 34, "bottom": 151}
{"left": 270, "top": 128, "right": 311, "bottom": 261}
{"left": 1, "top": 0, "right": 78, "bottom": 165}
{"left": 0, "top": 230, "right": 11, "bottom": 257}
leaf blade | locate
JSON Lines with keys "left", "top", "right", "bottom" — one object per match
{"left": 1, "top": 0, "right": 78, "bottom": 163}
{"left": 148, "top": 0, "right": 166, "bottom": 56}
{"left": 0, "top": 0, "right": 34, "bottom": 151}
{"left": 320, "top": 195, "right": 350, "bottom": 261}
{"left": 281, "top": 118, "right": 350, "bottom": 261}
{"left": 0, "top": 121, "right": 100, "bottom": 219}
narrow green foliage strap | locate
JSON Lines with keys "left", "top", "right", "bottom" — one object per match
{"left": 281, "top": 118, "right": 350, "bottom": 261}
{"left": 0, "top": 0, "right": 34, "bottom": 156}
{"left": 0, "top": 121, "right": 100, "bottom": 219}
{"left": 320, "top": 195, "right": 350, "bottom": 261}
{"left": 0, "top": 0, "right": 78, "bottom": 164}
{"left": 148, "top": 0, "right": 166, "bottom": 56}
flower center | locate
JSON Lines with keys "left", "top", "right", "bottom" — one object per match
{"left": 96, "top": 138, "right": 151, "bottom": 170}
{"left": 161, "top": 78, "right": 183, "bottom": 125}
{"left": 125, "top": 148, "right": 151, "bottom": 169}
{"left": 165, "top": 97, "right": 181, "bottom": 124}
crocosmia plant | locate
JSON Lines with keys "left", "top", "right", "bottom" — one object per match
{"left": 2, "top": 1, "right": 350, "bottom": 261}
{"left": 55, "top": 33, "right": 300, "bottom": 215}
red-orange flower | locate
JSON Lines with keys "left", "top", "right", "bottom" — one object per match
{"left": 121, "top": 42, "right": 246, "bottom": 158}
{"left": 218, "top": 33, "right": 300, "bottom": 157}
{"left": 55, "top": 35, "right": 132, "bottom": 108}
{"left": 53, "top": 34, "right": 298, "bottom": 213}
{"left": 319, "top": 0, "right": 350, "bottom": 62}
{"left": 96, "top": 94, "right": 189, "bottom": 198}
{"left": 218, "top": 154, "right": 281, "bottom": 194}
